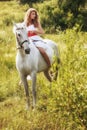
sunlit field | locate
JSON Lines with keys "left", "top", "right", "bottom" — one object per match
{"left": 0, "top": 1, "right": 87, "bottom": 130}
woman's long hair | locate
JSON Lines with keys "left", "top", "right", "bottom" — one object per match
{"left": 24, "top": 8, "right": 39, "bottom": 27}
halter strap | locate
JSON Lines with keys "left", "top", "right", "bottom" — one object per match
{"left": 16, "top": 32, "right": 29, "bottom": 46}
{"left": 21, "top": 40, "right": 29, "bottom": 46}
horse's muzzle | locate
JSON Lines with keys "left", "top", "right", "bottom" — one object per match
{"left": 25, "top": 48, "right": 30, "bottom": 54}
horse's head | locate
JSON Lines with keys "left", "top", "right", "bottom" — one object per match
{"left": 13, "top": 23, "right": 30, "bottom": 54}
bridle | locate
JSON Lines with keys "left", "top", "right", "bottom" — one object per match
{"left": 16, "top": 33, "right": 29, "bottom": 49}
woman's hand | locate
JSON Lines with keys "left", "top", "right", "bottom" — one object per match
{"left": 29, "top": 27, "right": 44, "bottom": 35}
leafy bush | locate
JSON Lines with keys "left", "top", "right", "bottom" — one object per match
{"left": 33, "top": 0, "right": 87, "bottom": 32}
{"left": 18, "top": 0, "right": 44, "bottom": 5}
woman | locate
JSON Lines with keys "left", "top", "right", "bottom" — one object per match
{"left": 24, "top": 8, "right": 44, "bottom": 42}
{"left": 24, "top": 8, "right": 51, "bottom": 67}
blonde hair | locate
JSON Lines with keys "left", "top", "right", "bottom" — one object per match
{"left": 24, "top": 8, "right": 39, "bottom": 27}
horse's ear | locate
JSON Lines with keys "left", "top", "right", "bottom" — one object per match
{"left": 13, "top": 22, "right": 17, "bottom": 34}
{"left": 13, "top": 22, "right": 18, "bottom": 27}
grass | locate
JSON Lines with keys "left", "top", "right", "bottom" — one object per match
{"left": 0, "top": 1, "right": 87, "bottom": 130}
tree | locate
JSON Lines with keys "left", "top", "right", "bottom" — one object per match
{"left": 58, "top": 0, "right": 87, "bottom": 16}
{"left": 19, "top": 0, "right": 44, "bottom": 7}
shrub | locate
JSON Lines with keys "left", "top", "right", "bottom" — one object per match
{"left": 33, "top": 0, "right": 87, "bottom": 32}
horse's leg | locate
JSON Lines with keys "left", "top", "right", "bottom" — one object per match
{"left": 44, "top": 69, "right": 52, "bottom": 82}
{"left": 31, "top": 71, "right": 37, "bottom": 109}
{"left": 20, "top": 74, "right": 30, "bottom": 109}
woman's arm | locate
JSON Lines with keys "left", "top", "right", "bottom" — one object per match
{"left": 37, "top": 21, "right": 44, "bottom": 34}
{"left": 29, "top": 22, "right": 44, "bottom": 35}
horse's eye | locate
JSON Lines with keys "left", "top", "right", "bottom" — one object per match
{"left": 18, "top": 34, "right": 21, "bottom": 37}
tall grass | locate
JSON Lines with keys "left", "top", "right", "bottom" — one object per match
{"left": 0, "top": 1, "right": 87, "bottom": 130}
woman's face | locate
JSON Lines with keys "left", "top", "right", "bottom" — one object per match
{"left": 30, "top": 11, "right": 36, "bottom": 20}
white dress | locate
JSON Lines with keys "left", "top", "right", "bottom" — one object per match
{"left": 26, "top": 24, "right": 43, "bottom": 40}
{"left": 26, "top": 24, "right": 49, "bottom": 50}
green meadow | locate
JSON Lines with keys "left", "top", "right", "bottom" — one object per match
{"left": 0, "top": 1, "right": 87, "bottom": 130}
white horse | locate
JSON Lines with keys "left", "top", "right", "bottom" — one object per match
{"left": 13, "top": 23, "right": 60, "bottom": 109}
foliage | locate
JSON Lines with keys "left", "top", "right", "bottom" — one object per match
{"left": 0, "top": 1, "right": 29, "bottom": 28}
{"left": 58, "top": 0, "right": 86, "bottom": 14}
{"left": 18, "top": 0, "right": 44, "bottom": 6}
{"left": 33, "top": 0, "right": 87, "bottom": 32}
{"left": 1, "top": 0, "right": 87, "bottom": 32}
{"left": 0, "top": 1, "right": 87, "bottom": 130}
